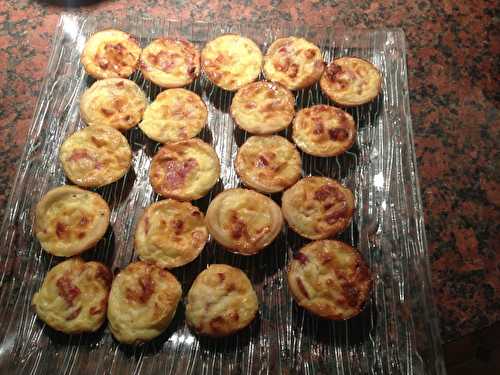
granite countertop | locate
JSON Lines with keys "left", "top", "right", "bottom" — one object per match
{"left": 0, "top": 0, "right": 498, "bottom": 366}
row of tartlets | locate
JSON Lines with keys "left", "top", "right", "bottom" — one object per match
{"left": 31, "top": 29, "right": 377, "bottom": 345}
{"left": 82, "top": 29, "right": 382, "bottom": 105}
{"left": 80, "top": 79, "right": 358, "bottom": 157}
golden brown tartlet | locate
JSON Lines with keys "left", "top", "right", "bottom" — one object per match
{"left": 139, "top": 38, "right": 200, "bottom": 88}
{"left": 32, "top": 258, "right": 112, "bottom": 334}
{"left": 80, "top": 78, "right": 147, "bottom": 131}
{"left": 320, "top": 57, "right": 382, "bottom": 107}
{"left": 206, "top": 188, "right": 283, "bottom": 255}
{"left": 263, "top": 37, "right": 324, "bottom": 90}
{"left": 149, "top": 138, "right": 220, "bottom": 201}
{"left": 59, "top": 126, "right": 132, "bottom": 188}
{"left": 292, "top": 104, "right": 356, "bottom": 157}
{"left": 230, "top": 81, "right": 295, "bottom": 134}
{"left": 139, "top": 89, "right": 207, "bottom": 144}
{"left": 81, "top": 29, "right": 141, "bottom": 80}
{"left": 235, "top": 135, "right": 302, "bottom": 193}
{"left": 107, "top": 261, "right": 182, "bottom": 344}
{"left": 134, "top": 199, "right": 208, "bottom": 269}
{"left": 281, "top": 176, "right": 354, "bottom": 240}
{"left": 287, "top": 240, "right": 372, "bottom": 320}
{"left": 35, "top": 185, "right": 110, "bottom": 257}
{"left": 201, "top": 34, "right": 263, "bottom": 91}
{"left": 186, "top": 264, "right": 259, "bottom": 337}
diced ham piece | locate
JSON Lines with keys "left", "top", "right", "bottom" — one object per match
{"left": 162, "top": 158, "right": 198, "bottom": 189}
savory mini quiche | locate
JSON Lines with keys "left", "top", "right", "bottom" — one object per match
{"left": 201, "top": 34, "right": 263, "bottom": 91}
{"left": 59, "top": 126, "right": 132, "bottom": 188}
{"left": 230, "top": 81, "right": 295, "bottom": 134}
{"left": 263, "top": 37, "right": 324, "bottom": 90}
{"left": 139, "top": 89, "right": 207, "bottom": 144}
{"left": 281, "top": 177, "right": 354, "bottom": 240}
{"left": 35, "top": 185, "right": 110, "bottom": 257}
{"left": 149, "top": 139, "right": 220, "bottom": 201}
{"left": 107, "top": 261, "right": 182, "bottom": 344}
{"left": 206, "top": 188, "right": 283, "bottom": 255}
{"left": 32, "top": 258, "right": 112, "bottom": 334}
{"left": 135, "top": 200, "right": 208, "bottom": 269}
{"left": 80, "top": 78, "right": 147, "bottom": 131}
{"left": 292, "top": 105, "right": 356, "bottom": 157}
{"left": 320, "top": 57, "right": 382, "bottom": 107}
{"left": 235, "top": 135, "right": 302, "bottom": 193}
{"left": 81, "top": 29, "right": 141, "bottom": 80}
{"left": 287, "top": 240, "right": 372, "bottom": 320}
{"left": 139, "top": 38, "right": 200, "bottom": 88}
{"left": 186, "top": 264, "right": 258, "bottom": 337}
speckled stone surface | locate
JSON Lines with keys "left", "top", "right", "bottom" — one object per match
{"left": 0, "top": 0, "right": 498, "bottom": 344}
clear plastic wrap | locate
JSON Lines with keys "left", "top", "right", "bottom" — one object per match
{"left": 0, "top": 14, "right": 445, "bottom": 374}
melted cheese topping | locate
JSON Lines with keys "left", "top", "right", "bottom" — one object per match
{"left": 281, "top": 177, "right": 354, "bottom": 240}
{"left": 235, "top": 135, "right": 302, "bottom": 193}
{"left": 292, "top": 105, "right": 356, "bottom": 157}
{"left": 201, "top": 34, "right": 263, "bottom": 91}
{"left": 139, "top": 89, "right": 207, "bottom": 143}
{"left": 263, "top": 37, "right": 324, "bottom": 90}
{"left": 107, "top": 261, "right": 182, "bottom": 344}
{"left": 32, "top": 258, "right": 112, "bottom": 333}
{"left": 139, "top": 38, "right": 200, "bottom": 88}
{"left": 149, "top": 138, "right": 220, "bottom": 201}
{"left": 35, "top": 185, "right": 110, "bottom": 257}
{"left": 135, "top": 200, "right": 208, "bottom": 269}
{"left": 81, "top": 29, "right": 141, "bottom": 80}
{"left": 186, "top": 264, "right": 258, "bottom": 337}
{"left": 320, "top": 57, "right": 381, "bottom": 106}
{"left": 59, "top": 126, "right": 132, "bottom": 188}
{"left": 287, "top": 240, "right": 372, "bottom": 320}
{"left": 206, "top": 188, "right": 283, "bottom": 255}
{"left": 80, "top": 78, "right": 147, "bottom": 131}
{"left": 230, "top": 81, "right": 295, "bottom": 134}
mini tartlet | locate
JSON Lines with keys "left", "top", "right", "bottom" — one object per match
{"left": 186, "top": 264, "right": 259, "bottom": 337}
{"left": 59, "top": 126, "right": 132, "bottom": 188}
{"left": 235, "top": 135, "right": 302, "bottom": 193}
{"left": 32, "top": 258, "right": 112, "bottom": 333}
{"left": 230, "top": 81, "right": 295, "bottom": 134}
{"left": 263, "top": 37, "right": 324, "bottom": 90}
{"left": 281, "top": 177, "right": 354, "bottom": 240}
{"left": 139, "top": 38, "right": 200, "bottom": 88}
{"left": 149, "top": 138, "right": 220, "bottom": 201}
{"left": 81, "top": 29, "right": 141, "bottom": 80}
{"left": 206, "top": 188, "right": 283, "bottom": 255}
{"left": 320, "top": 57, "right": 381, "bottom": 107}
{"left": 35, "top": 185, "right": 110, "bottom": 257}
{"left": 134, "top": 199, "right": 208, "bottom": 269}
{"left": 139, "top": 89, "right": 207, "bottom": 144}
{"left": 292, "top": 104, "right": 356, "bottom": 157}
{"left": 107, "top": 261, "right": 182, "bottom": 344}
{"left": 80, "top": 78, "right": 147, "bottom": 131}
{"left": 287, "top": 240, "right": 372, "bottom": 320}
{"left": 201, "top": 34, "right": 263, "bottom": 91}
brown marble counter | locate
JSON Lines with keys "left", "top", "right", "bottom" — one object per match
{"left": 0, "top": 0, "right": 498, "bottom": 369}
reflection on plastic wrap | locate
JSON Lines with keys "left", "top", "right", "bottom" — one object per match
{"left": 0, "top": 14, "right": 445, "bottom": 375}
